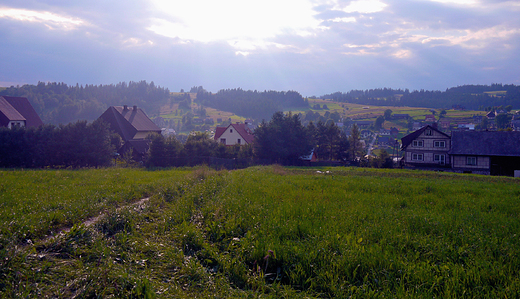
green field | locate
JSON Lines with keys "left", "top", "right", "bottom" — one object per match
{"left": 2, "top": 166, "right": 519, "bottom": 297}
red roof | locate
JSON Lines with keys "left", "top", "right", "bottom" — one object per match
{"left": 214, "top": 123, "right": 255, "bottom": 144}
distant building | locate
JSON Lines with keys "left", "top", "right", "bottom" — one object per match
{"left": 390, "top": 127, "right": 399, "bottom": 137}
{"left": 457, "top": 123, "right": 475, "bottom": 130}
{"left": 424, "top": 114, "right": 436, "bottom": 123}
{"left": 214, "top": 122, "right": 255, "bottom": 146}
{"left": 98, "top": 105, "right": 161, "bottom": 161}
{"left": 440, "top": 120, "right": 450, "bottom": 130}
{"left": 0, "top": 96, "right": 43, "bottom": 128}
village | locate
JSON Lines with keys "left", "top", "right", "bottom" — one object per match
{"left": 2, "top": 94, "right": 520, "bottom": 176}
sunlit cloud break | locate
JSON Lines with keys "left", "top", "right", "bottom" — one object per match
{"left": 0, "top": 7, "right": 84, "bottom": 30}
{"left": 147, "top": 0, "right": 320, "bottom": 46}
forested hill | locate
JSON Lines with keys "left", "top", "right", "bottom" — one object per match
{"left": 0, "top": 81, "right": 170, "bottom": 125}
{"left": 195, "top": 88, "right": 308, "bottom": 120}
{"left": 321, "top": 84, "right": 520, "bottom": 110}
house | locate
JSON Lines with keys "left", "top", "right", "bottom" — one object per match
{"left": 379, "top": 129, "right": 390, "bottom": 136}
{"left": 401, "top": 125, "right": 451, "bottom": 167}
{"left": 486, "top": 110, "right": 496, "bottom": 120}
{"left": 98, "top": 105, "right": 161, "bottom": 160}
{"left": 390, "top": 127, "right": 399, "bottom": 137}
{"left": 300, "top": 149, "right": 317, "bottom": 165}
{"left": 457, "top": 123, "right": 475, "bottom": 130}
{"left": 412, "top": 122, "right": 423, "bottom": 131}
{"left": 510, "top": 120, "right": 520, "bottom": 131}
{"left": 0, "top": 96, "right": 43, "bottom": 128}
{"left": 449, "top": 131, "right": 520, "bottom": 176}
{"left": 440, "top": 120, "right": 450, "bottom": 130}
{"left": 377, "top": 136, "right": 394, "bottom": 146}
{"left": 354, "top": 120, "right": 372, "bottom": 128}
{"left": 424, "top": 115, "right": 436, "bottom": 123}
{"left": 360, "top": 130, "right": 372, "bottom": 138}
{"left": 214, "top": 122, "right": 255, "bottom": 146}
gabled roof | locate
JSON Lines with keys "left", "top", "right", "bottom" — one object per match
{"left": 401, "top": 125, "right": 450, "bottom": 149}
{"left": 214, "top": 123, "right": 255, "bottom": 144}
{"left": 449, "top": 131, "right": 520, "bottom": 157}
{"left": 99, "top": 106, "right": 160, "bottom": 141}
{"left": 0, "top": 96, "right": 43, "bottom": 127}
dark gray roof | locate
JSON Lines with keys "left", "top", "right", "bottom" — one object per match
{"left": 401, "top": 125, "right": 449, "bottom": 149}
{"left": 98, "top": 106, "right": 160, "bottom": 141}
{"left": 449, "top": 131, "right": 520, "bottom": 157}
{"left": 0, "top": 96, "right": 43, "bottom": 127}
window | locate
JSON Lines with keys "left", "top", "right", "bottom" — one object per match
{"left": 237, "top": 139, "right": 241, "bottom": 144}
{"left": 413, "top": 140, "right": 424, "bottom": 147}
{"left": 412, "top": 153, "right": 424, "bottom": 161}
{"left": 434, "top": 154, "right": 446, "bottom": 164}
{"left": 425, "top": 129, "right": 432, "bottom": 136}
{"left": 220, "top": 138, "right": 226, "bottom": 145}
{"left": 434, "top": 141, "right": 446, "bottom": 148}
{"left": 230, "top": 129, "right": 233, "bottom": 133}
{"left": 466, "top": 156, "right": 477, "bottom": 166}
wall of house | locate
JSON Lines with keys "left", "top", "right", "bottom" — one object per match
{"left": 134, "top": 131, "right": 155, "bottom": 139}
{"left": 218, "top": 128, "right": 247, "bottom": 146}
{"left": 452, "top": 155, "right": 490, "bottom": 170}
{"left": 8, "top": 121, "right": 25, "bottom": 128}
{"left": 404, "top": 129, "right": 450, "bottom": 165}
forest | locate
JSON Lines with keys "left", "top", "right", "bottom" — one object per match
{"left": 321, "top": 84, "right": 520, "bottom": 110}
{"left": 194, "top": 88, "right": 309, "bottom": 120}
{"left": 0, "top": 81, "right": 171, "bottom": 125}
{"left": 2, "top": 82, "right": 520, "bottom": 127}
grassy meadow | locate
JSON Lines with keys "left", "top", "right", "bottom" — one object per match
{"left": 1, "top": 166, "right": 519, "bottom": 297}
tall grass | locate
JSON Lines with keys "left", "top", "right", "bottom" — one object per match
{"left": 1, "top": 166, "right": 519, "bottom": 297}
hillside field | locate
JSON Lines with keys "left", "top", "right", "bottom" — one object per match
{"left": 1, "top": 166, "right": 519, "bottom": 297}
{"left": 157, "top": 94, "right": 485, "bottom": 136}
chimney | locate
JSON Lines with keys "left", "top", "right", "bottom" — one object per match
{"left": 123, "top": 105, "right": 128, "bottom": 110}
{"left": 133, "top": 105, "right": 137, "bottom": 110}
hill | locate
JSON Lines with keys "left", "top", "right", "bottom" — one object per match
{"left": 2, "top": 166, "right": 519, "bottom": 297}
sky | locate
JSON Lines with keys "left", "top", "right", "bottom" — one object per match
{"left": 1, "top": 0, "right": 519, "bottom": 96}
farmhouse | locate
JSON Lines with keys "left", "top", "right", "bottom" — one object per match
{"left": 449, "top": 131, "right": 520, "bottom": 176}
{"left": 98, "top": 105, "right": 161, "bottom": 160}
{"left": 214, "top": 122, "right": 255, "bottom": 146}
{"left": 401, "top": 125, "right": 451, "bottom": 167}
{"left": 0, "top": 96, "right": 43, "bottom": 128}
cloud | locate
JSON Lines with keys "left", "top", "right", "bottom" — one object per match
{"left": 0, "top": 0, "right": 519, "bottom": 96}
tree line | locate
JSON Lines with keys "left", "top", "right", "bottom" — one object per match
{"left": 146, "top": 112, "right": 392, "bottom": 168}
{"left": 321, "top": 84, "right": 520, "bottom": 110}
{"left": 0, "top": 81, "right": 171, "bottom": 125}
{"left": 0, "top": 120, "right": 113, "bottom": 168}
{"left": 0, "top": 112, "right": 393, "bottom": 169}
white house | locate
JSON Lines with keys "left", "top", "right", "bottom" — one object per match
{"left": 214, "top": 123, "right": 255, "bottom": 146}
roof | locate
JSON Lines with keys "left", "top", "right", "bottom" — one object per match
{"left": 449, "top": 131, "right": 520, "bottom": 157}
{"left": 98, "top": 106, "right": 160, "bottom": 141}
{"left": 0, "top": 96, "right": 43, "bottom": 127}
{"left": 401, "top": 125, "right": 450, "bottom": 148}
{"left": 0, "top": 97, "right": 26, "bottom": 124}
{"left": 214, "top": 123, "right": 255, "bottom": 144}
